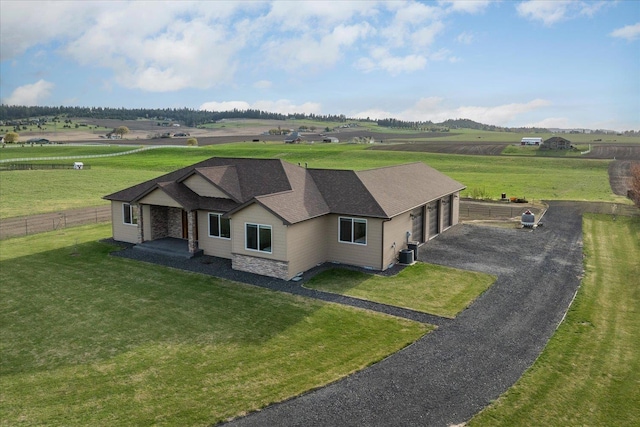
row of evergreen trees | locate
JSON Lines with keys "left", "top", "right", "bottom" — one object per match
{"left": 1, "top": 104, "right": 545, "bottom": 132}
{"left": 0, "top": 105, "right": 357, "bottom": 128}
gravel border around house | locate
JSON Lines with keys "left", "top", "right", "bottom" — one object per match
{"left": 108, "top": 201, "right": 584, "bottom": 426}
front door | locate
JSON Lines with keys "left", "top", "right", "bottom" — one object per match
{"left": 181, "top": 210, "right": 188, "bottom": 239}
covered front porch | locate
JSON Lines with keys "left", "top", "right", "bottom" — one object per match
{"left": 137, "top": 204, "right": 201, "bottom": 257}
{"left": 133, "top": 236, "right": 203, "bottom": 259}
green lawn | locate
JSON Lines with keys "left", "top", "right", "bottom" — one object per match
{"left": 0, "top": 224, "right": 430, "bottom": 426}
{"left": 304, "top": 264, "right": 495, "bottom": 318}
{"left": 0, "top": 143, "right": 625, "bottom": 219}
{"left": 0, "top": 145, "right": 137, "bottom": 160}
{"left": 470, "top": 214, "right": 640, "bottom": 426}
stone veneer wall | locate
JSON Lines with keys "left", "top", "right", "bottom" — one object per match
{"left": 167, "top": 207, "right": 183, "bottom": 238}
{"left": 232, "top": 254, "right": 289, "bottom": 280}
{"left": 150, "top": 205, "right": 168, "bottom": 239}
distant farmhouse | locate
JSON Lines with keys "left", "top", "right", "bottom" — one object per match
{"left": 104, "top": 157, "right": 465, "bottom": 280}
{"left": 284, "top": 132, "right": 303, "bottom": 144}
{"left": 540, "top": 136, "right": 572, "bottom": 150}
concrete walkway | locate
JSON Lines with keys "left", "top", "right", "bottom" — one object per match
{"left": 219, "top": 201, "right": 584, "bottom": 426}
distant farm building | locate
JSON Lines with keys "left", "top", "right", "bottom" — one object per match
{"left": 541, "top": 136, "right": 572, "bottom": 150}
{"left": 521, "top": 137, "right": 542, "bottom": 145}
{"left": 322, "top": 136, "right": 339, "bottom": 143}
{"left": 284, "top": 132, "right": 303, "bottom": 144}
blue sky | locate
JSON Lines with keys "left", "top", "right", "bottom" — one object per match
{"left": 1, "top": 1, "right": 638, "bottom": 130}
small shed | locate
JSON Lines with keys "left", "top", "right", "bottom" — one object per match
{"left": 541, "top": 136, "right": 572, "bottom": 150}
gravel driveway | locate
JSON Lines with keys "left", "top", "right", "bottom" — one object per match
{"left": 220, "top": 201, "right": 584, "bottom": 426}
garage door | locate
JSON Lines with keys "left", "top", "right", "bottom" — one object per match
{"left": 428, "top": 201, "right": 439, "bottom": 238}
{"left": 442, "top": 196, "right": 452, "bottom": 229}
{"left": 411, "top": 206, "right": 424, "bottom": 243}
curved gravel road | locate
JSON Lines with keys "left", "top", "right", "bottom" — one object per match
{"left": 216, "top": 201, "right": 584, "bottom": 426}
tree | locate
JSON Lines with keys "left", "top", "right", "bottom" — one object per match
{"left": 186, "top": 137, "right": 198, "bottom": 146}
{"left": 4, "top": 131, "right": 19, "bottom": 143}
{"left": 114, "top": 126, "right": 130, "bottom": 139}
{"left": 629, "top": 162, "right": 640, "bottom": 208}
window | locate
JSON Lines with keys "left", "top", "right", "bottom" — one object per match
{"left": 208, "top": 213, "right": 230, "bottom": 239}
{"left": 246, "top": 223, "right": 272, "bottom": 253}
{"left": 339, "top": 217, "right": 367, "bottom": 245}
{"left": 123, "top": 203, "right": 137, "bottom": 225}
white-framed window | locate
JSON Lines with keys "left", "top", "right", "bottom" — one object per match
{"left": 208, "top": 213, "right": 231, "bottom": 239}
{"left": 339, "top": 217, "right": 367, "bottom": 245}
{"left": 123, "top": 203, "right": 138, "bottom": 225}
{"left": 245, "top": 223, "right": 272, "bottom": 253}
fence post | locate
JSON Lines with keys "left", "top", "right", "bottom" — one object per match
{"left": 25, "top": 218, "right": 28, "bottom": 236}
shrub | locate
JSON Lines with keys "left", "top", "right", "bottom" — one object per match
{"left": 186, "top": 137, "right": 198, "bottom": 146}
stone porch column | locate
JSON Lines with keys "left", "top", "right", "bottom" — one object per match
{"left": 187, "top": 210, "right": 197, "bottom": 254}
{"left": 135, "top": 204, "right": 144, "bottom": 243}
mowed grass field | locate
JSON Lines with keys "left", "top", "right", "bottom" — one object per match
{"left": 470, "top": 215, "right": 640, "bottom": 426}
{"left": 305, "top": 265, "right": 495, "bottom": 318}
{"left": 0, "top": 224, "right": 430, "bottom": 426}
{"left": 0, "top": 142, "right": 627, "bottom": 219}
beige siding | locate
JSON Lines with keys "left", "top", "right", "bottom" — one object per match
{"left": 110, "top": 201, "right": 138, "bottom": 243}
{"left": 139, "top": 189, "right": 182, "bottom": 208}
{"left": 142, "top": 204, "right": 151, "bottom": 241}
{"left": 325, "top": 214, "right": 383, "bottom": 270}
{"left": 381, "top": 212, "right": 413, "bottom": 269}
{"left": 451, "top": 192, "right": 460, "bottom": 226}
{"left": 197, "top": 210, "right": 233, "bottom": 259}
{"left": 287, "top": 216, "right": 329, "bottom": 276}
{"left": 183, "top": 175, "right": 230, "bottom": 198}
{"left": 230, "top": 203, "right": 287, "bottom": 261}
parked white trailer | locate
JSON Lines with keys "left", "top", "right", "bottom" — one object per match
{"left": 521, "top": 137, "right": 542, "bottom": 145}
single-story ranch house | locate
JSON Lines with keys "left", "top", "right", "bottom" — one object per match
{"left": 104, "top": 157, "right": 465, "bottom": 280}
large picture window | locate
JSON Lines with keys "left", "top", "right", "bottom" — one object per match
{"left": 246, "top": 223, "right": 272, "bottom": 253}
{"left": 339, "top": 217, "right": 367, "bottom": 245}
{"left": 123, "top": 203, "right": 137, "bottom": 225}
{"left": 208, "top": 213, "right": 230, "bottom": 239}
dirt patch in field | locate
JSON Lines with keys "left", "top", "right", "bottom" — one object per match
{"left": 369, "top": 141, "right": 509, "bottom": 156}
{"left": 608, "top": 160, "right": 639, "bottom": 196}
{"left": 583, "top": 144, "right": 640, "bottom": 160}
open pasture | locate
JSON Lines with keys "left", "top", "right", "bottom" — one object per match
{"left": 0, "top": 142, "right": 628, "bottom": 219}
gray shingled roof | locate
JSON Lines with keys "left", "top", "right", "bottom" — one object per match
{"left": 104, "top": 157, "right": 465, "bottom": 224}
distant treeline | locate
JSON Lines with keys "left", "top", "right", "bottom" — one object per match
{"left": 0, "top": 104, "right": 551, "bottom": 133}
{"left": 0, "top": 105, "right": 354, "bottom": 128}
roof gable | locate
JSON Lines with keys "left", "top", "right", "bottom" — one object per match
{"left": 356, "top": 162, "right": 465, "bottom": 217}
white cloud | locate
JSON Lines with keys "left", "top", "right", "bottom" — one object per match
{"left": 0, "top": 1, "right": 102, "bottom": 60}
{"left": 440, "top": 0, "right": 492, "bottom": 14}
{"left": 610, "top": 23, "right": 640, "bottom": 41}
{"left": 2, "top": 80, "right": 54, "bottom": 105}
{"left": 200, "top": 99, "right": 322, "bottom": 115}
{"left": 356, "top": 47, "right": 427, "bottom": 74}
{"left": 264, "top": 22, "right": 373, "bottom": 68}
{"left": 516, "top": 1, "right": 610, "bottom": 26}
{"left": 517, "top": 1, "right": 572, "bottom": 26}
{"left": 253, "top": 80, "right": 273, "bottom": 89}
{"left": 456, "top": 31, "right": 474, "bottom": 44}
{"left": 525, "top": 117, "right": 573, "bottom": 129}
{"left": 354, "top": 97, "right": 552, "bottom": 126}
